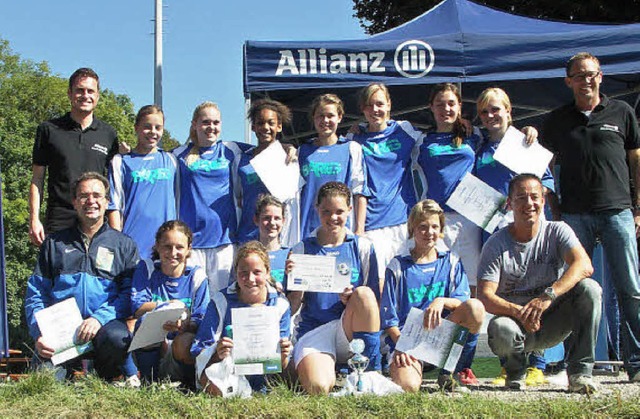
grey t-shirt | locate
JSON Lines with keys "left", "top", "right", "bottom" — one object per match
{"left": 478, "top": 221, "right": 580, "bottom": 306}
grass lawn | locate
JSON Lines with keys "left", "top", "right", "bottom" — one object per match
{"left": 1, "top": 358, "right": 638, "bottom": 418}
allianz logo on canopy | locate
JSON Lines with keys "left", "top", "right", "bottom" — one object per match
{"left": 275, "top": 40, "right": 435, "bottom": 79}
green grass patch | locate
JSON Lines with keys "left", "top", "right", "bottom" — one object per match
{"left": 0, "top": 370, "right": 639, "bottom": 418}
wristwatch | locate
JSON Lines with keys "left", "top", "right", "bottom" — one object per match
{"left": 543, "top": 287, "right": 557, "bottom": 301}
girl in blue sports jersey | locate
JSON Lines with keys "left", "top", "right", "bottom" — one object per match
{"left": 235, "top": 99, "right": 299, "bottom": 246}
{"left": 108, "top": 105, "right": 178, "bottom": 259}
{"left": 347, "top": 83, "right": 423, "bottom": 282}
{"left": 298, "top": 94, "right": 368, "bottom": 239}
{"left": 380, "top": 199, "right": 485, "bottom": 393}
{"left": 415, "top": 83, "right": 483, "bottom": 291}
{"left": 173, "top": 102, "right": 249, "bottom": 293}
{"left": 474, "top": 87, "right": 555, "bottom": 387}
{"left": 286, "top": 181, "right": 381, "bottom": 395}
{"left": 191, "top": 241, "right": 292, "bottom": 396}
{"left": 254, "top": 194, "right": 289, "bottom": 287}
{"left": 130, "top": 220, "right": 209, "bottom": 386}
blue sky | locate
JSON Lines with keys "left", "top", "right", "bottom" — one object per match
{"left": 0, "top": 0, "right": 365, "bottom": 145}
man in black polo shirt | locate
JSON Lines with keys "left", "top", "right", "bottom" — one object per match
{"left": 29, "top": 68, "right": 119, "bottom": 246}
{"left": 541, "top": 52, "right": 640, "bottom": 382}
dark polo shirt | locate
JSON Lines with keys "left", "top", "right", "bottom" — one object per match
{"left": 541, "top": 95, "right": 640, "bottom": 213}
{"left": 32, "top": 112, "right": 118, "bottom": 232}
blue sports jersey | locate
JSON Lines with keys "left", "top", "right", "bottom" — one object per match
{"left": 190, "top": 282, "right": 290, "bottom": 358}
{"left": 269, "top": 247, "right": 290, "bottom": 284}
{"left": 298, "top": 138, "right": 368, "bottom": 239}
{"left": 130, "top": 260, "right": 210, "bottom": 328}
{"left": 287, "top": 230, "right": 379, "bottom": 339}
{"left": 108, "top": 150, "right": 178, "bottom": 258}
{"left": 347, "top": 120, "right": 422, "bottom": 230}
{"left": 474, "top": 136, "right": 555, "bottom": 196}
{"left": 415, "top": 131, "right": 481, "bottom": 211}
{"left": 380, "top": 251, "right": 470, "bottom": 333}
{"left": 173, "top": 142, "right": 245, "bottom": 249}
{"left": 235, "top": 147, "right": 270, "bottom": 244}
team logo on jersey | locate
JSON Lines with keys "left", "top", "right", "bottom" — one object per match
{"left": 337, "top": 263, "right": 351, "bottom": 276}
{"left": 362, "top": 138, "right": 402, "bottom": 157}
{"left": 394, "top": 40, "right": 435, "bottom": 78}
{"left": 132, "top": 168, "right": 173, "bottom": 184}
{"left": 475, "top": 153, "right": 497, "bottom": 169}
{"left": 407, "top": 281, "right": 445, "bottom": 304}
{"left": 188, "top": 158, "right": 229, "bottom": 172}
{"left": 428, "top": 144, "right": 471, "bottom": 157}
{"left": 245, "top": 172, "right": 260, "bottom": 185}
{"left": 301, "top": 161, "right": 342, "bottom": 177}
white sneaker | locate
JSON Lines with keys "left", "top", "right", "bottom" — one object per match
{"left": 568, "top": 374, "right": 597, "bottom": 394}
{"left": 114, "top": 375, "right": 141, "bottom": 388}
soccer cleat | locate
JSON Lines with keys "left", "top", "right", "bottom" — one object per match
{"left": 492, "top": 367, "right": 507, "bottom": 386}
{"left": 456, "top": 368, "right": 479, "bottom": 386}
{"left": 568, "top": 374, "right": 597, "bottom": 394}
{"left": 525, "top": 367, "right": 548, "bottom": 386}
{"left": 437, "top": 373, "right": 471, "bottom": 393}
{"left": 505, "top": 378, "right": 525, "bottom": 391}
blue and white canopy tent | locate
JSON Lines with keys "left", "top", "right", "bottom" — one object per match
{"left": 243, "top": 0, "right": 640, "bottom": 141}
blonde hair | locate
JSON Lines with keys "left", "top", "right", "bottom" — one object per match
{"left": 186, "top": 102, "right": 220, "bottom": 166}
{"left": 309, "top": 93, "right": 344, "bottom": 122}
{"left": 407, "top": 199, "right": 445, "bottom": 239}
{"left": 358, "top": 83, "right": 391, "bottom": 120}
{"left": 476, "top": 87, "right": 512, "bottom": 125}
{"left": 429, "top": 83, "right": 465, "bottom": 147}
{"left": 234, "top": 241, "right": 275, "bottom": 289}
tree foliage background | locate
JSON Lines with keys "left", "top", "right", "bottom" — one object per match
{"left": 352, "top": 0, "right": 640, "bottom": 35}
{"left": 0, "top": 38, "right": 178, "bottom": 349}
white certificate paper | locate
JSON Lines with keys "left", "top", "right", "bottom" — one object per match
{"left": 286, "top": 254, "right": 350, "bottom": 293}
{"left": 232, "top": 306, "right": 282, "bottom": 375}
{"left": 446, "top": 172, "right": 507, "bottom": 233}
{"left": 250, "top": 141, "right": 302, "bottom": 202}
{"left": 128, "top": 302, "right": 186, "bottom": 352}
{"left": 34, "top": 298, "right": 93, "bottom": 365}
{"left": 395, "top": 308, "right": 468, "bottom": 371}
{"left": 493, "top": 126, "right": 554, "bottom": 179}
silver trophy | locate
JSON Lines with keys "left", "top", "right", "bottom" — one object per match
{"left": 348, "top": 339, "right": 369, "bottom": 392}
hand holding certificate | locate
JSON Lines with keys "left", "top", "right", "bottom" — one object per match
{"left": 34, "top": 298, "right": 93, "bottom": 365}
{"left": 232, "top": 306, "right": 282, "bottom": 375}
{"left": 493, "top": 126, "right": 554, "bottom": 178}
{"left": 250, "top": 141, "right": 303, "bottom": 202}
{"left": 446, "top": 172, "right": 507, "bottom": 233}
{"left": 286, "top": 254, "right": 351, "bottom": 293}
{"left": 128, "top": 301, "right": 186, "bottom": 352}
{"left": 395, "top": 307, "right": 468, "bottom": 372}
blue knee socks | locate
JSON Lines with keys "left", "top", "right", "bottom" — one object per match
{"left": 353, "top": 331, "right": 382, "bottom": 372}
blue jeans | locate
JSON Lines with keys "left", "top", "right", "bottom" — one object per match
{"left": 563, "top": 209, "right": 640, "bottom": 376}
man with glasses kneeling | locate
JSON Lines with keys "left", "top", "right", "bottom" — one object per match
{"left": 25, "top": 172, "right": 139, "bottom": 382}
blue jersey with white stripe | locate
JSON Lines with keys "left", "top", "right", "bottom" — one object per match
{"left": 130, "top": 260, "right": 210, "bottom": 328}
{"left": 348, "top": 120, "right": 422, "bottom": 230}
{"left": 190, "top": 282, "right": 290, "bottom": 358}
{"left": 174, "top": 142, "right": 246, "bottom": 248}
{"left": 416, "top": 131, "right": 481, "bottom": 211}
{"left": 269, "top": 247, "right": 289, "bottom": 285}
{"left": 287, "top": 231, "right": 379, "bottom": 339}
{"left": 380, "top": 251, "right": 469, "bottom": 332}
{"left": 108, "top": 150, "right": 177, "bottom": 258}
{"left": 235, "top": 147, "right": 269, "bottom": 244}
{"left": 474, "top": 136, "right": 555, "bottom": 196}
{"left": 298, "top": 138, "right": 368, "bottom": 238}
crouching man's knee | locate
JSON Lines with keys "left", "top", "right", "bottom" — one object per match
{"left": 487, "top": 316, "right": 524, "bottom": 357}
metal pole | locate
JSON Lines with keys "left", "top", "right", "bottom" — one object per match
{"left": 154, "top": 0, "right": 163, "bottom": 108}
